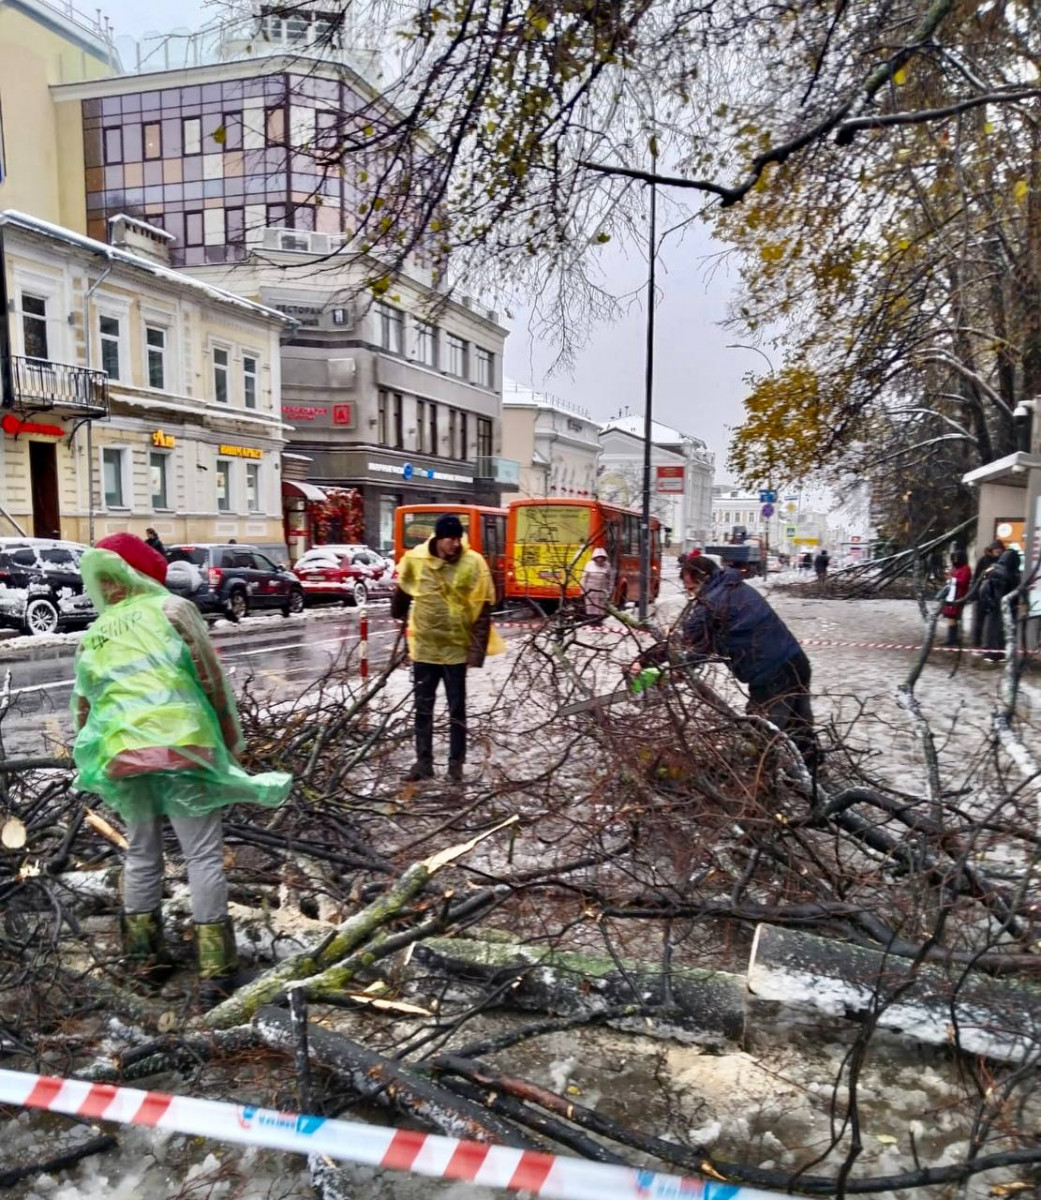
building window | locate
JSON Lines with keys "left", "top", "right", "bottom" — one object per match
{"left": 150, "top": 451, "right": 169, "bottom": 509}
{"left": 416, "top": 399, "right": 426, "bottom": 453}
{"left": 246, "top": 462, "right": 260, "bottom": 512}
{"left": 392, "top": 392, "right": 403, "bottom": 449}
{"left": 315, "top": 109, "right": 340, "bottom": 160}
{"left": 103, "top": 127, "right": 122, "bottom": 164}
{"left": 459, "top": 411, "right": 468, "bottom": 460}
{"left": 103, "top": 447, "right": 125, "bottom": 508}
{"left": 477, "top": 417, "right": 493, "bottom": 461}
{"left": 415, "top": 321, "right": 436, "bottom": 366}
{"left": 21, "top": 294, "right": 48, "bottom": 360}
{"left": 266, "top": 203, "right": 286, "bottom": 228}
{"left": 185, "top": 211, "right": 204, "bottom": 247}
{"left": 99, "top": 315, "right": 120, "bottom": 380}
{"left": 375, "top": 302, "right": 403, "bottom": 354}
{"left": 143, "top": 122, "right": 162, "bottom": 159}
{"left": 183, "top": 117, "right": 202, "bottom": 155}
{"left": 265, "top": 106, "right": 285, "bottom": 146}
{"left": 243, "top": 355, "right": 258, "bottom": 408}
{"left": 221, "top": 111, "right": 243, "bottom": 151}
{"left": 428, "top": 402, "right": 438, "bottom": 454}
{"left": 475, "top": 347, "right": 494, "bottom": 388}
{"left": 226, "top": 207, "right": 245, "bottom": 247}
{"left": 213, "top": 346, "right": 229, "bottom": 403}
{"left": 448, "top": 408, "right": 457, "bottom": 462}
{"left": 377, "top": 390, "right": 388, "bottom": 445}
{"left": 146, "top": 326, "right": 166, "bottom": 389}
{"left": 446, "top": 333, "right": 467, "bottom": 378}
{"left": 216, "top": 461, "right": 231, "bottom": 512}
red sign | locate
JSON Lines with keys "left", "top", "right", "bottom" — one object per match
{"left": 2, "top": 413, "right": 64, "bottom": 438}
{"left": 332, "top": 404, "right": 353, "bottom": 427}
{"left": 283, "top": 405, "right": 328, "bottom": 422}
{"left": 655, "top": 465, "right": 684, "bottom": 493}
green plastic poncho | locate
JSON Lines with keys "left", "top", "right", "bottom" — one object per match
{"left": 71, "top": 548, "right": 292, "bottom": 823}
{"left": 396, "top": 542, "right": 502, "bottom": 665}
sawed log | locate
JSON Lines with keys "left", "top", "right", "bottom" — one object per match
{"left": 410, "top": 935, "right": 747, "bottom": 1042}
{"left": 254, "top": 1005, "right": 541, "bottom": 1148}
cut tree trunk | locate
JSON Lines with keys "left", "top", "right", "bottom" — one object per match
{"left": 748, "top": 924, "right": 1041, "bottom": 1063}
{"left": 410, "top": 936, "right": 747, "bottom": 1043}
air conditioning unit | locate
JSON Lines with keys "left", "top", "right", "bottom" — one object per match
{"left": 328, "top": 357, "right": 356, "bottom": 387}
{"left": 309, "top": 233, "right": 332, "bottom": 253}
{"left": 279, "top": 231, "right": 310, "bottom": 252}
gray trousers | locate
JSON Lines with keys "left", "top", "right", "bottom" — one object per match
{"left": 124, "top": 812, "right": 228, "bottom": 924}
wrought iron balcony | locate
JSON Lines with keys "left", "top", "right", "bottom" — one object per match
{"left": 473, "top": 456, "right": 521, "bottom": 489}
{"left": 7, "top": 356, "right": 109, "bottom": 418}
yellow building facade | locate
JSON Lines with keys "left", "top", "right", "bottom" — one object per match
{"left": 0, "top": 211, "right": 292, "bottom": 554}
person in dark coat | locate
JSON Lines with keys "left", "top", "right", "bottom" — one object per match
{"left": 655, "top": 557, "right": 818, "bottom": 766}
{"left": 970, "top": 540, "right": 1004, "bottom": 647}
{"left": 978, "top": 547, "right": 1022, "bottom": 659}
{"left": 144, "top": 528, "right": 166, "bottom": 557}
{"left": 941, "top": 547, "right": 972, "bottom": 647}
{"left": 814, "top": 550, "right": 830, "bottom": 583}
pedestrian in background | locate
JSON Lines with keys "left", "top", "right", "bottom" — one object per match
{"left": 144, "top": 527, "right": 166, "bottom": 557}
{"left": 71, "top": 534, "right": 291, "bottom": 1007}
{"left": 978, "top": 546, "right": 1022, "bottom": 660}
{"left": 814, "top": 549, "right": 830, "bottom": 583}
{"left": 581, "top": 547, "right": 614, "bottom": 620}
{"left": 392, "top": 513, "right": 502, "bottom": 783}
{"left": 970, "top": 540, "right": 1004, "bottom": 647}
{"left": 941, "top": 547, "right": 971, "bottom": 647}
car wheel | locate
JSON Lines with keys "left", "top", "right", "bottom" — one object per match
{"left": 227, "top": 588, "right": 249, "bottom": 622}
{"left": 349, "top": 580, "right": 368, "bottom": 607}
{"left": 24, "top": 597, "right": 59, "bottom": 636}
{"left": 283, "top": 588, "right": 305, "bottom": 617}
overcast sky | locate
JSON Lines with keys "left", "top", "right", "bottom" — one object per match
{"left": 104, "top": 0, "right": 753, "bottom": 481}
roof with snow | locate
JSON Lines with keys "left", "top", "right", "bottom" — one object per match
{"left": 0, "top": 211, "right": 293, "bottom": 327}
{"left": 502, "top": 378, "right": 593, "bottom": 421}
{"left": 600, "top": 414, "right": 707, "bottom": 449}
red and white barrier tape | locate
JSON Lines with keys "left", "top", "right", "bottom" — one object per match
{"left": 0, "top": 1068, "right": 775, "bottom": 1200}
{"left": 799, "top": 638, "right": 1028, "bottom": 656}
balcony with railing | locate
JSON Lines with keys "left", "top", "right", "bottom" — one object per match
{"left": 7, "top": 357, "right": 110, "bottom": 418}
{"left": 474, "top": 456, "right": 521, "bottom": 489}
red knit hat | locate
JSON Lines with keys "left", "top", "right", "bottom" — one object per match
{"left": 94, "top": 533, "right": 168, "bottom": 585}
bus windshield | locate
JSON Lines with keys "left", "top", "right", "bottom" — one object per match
{"left": 402, "top": 511, "right": 471, "bottom": 549}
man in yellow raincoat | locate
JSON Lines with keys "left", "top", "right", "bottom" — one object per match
{"left": 391, "top": 513, "right": 500, "bottom": 783}
{"left": 71, "top": 533, "right": 291, "bottom": 1007}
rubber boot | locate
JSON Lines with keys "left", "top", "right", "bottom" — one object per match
{"left": 403, "top": 760, "right": 435, "bottom": 782}
{"left": 120, "top": 908, "right": 174, "bottom": 988}
{"left": 945, "top": 622, "right": 961, "bottom": 647}
{"left": 195, "top": 917, "right": 240, "bottom": 1011}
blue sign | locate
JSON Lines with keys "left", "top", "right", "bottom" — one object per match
{"left": 426, "top": 468, "right": 434, "bottom": 479}
{"left": 758, "top": 489, "right": 777, "bottom": 504}
{"left": 402, "top": 462, "right": 414, "bottom": 481}
{"left": 761, "top": 503, "right": 775, "bottom": 518}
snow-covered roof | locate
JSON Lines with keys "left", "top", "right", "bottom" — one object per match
{"left": 600, "top": 414, "right": 706, "bottom": 448}
{"left": 502, "top": 377, "right": 593, "bottom": 421}
{"left": 0, "top": 211, "right": 293, "bottom": 327}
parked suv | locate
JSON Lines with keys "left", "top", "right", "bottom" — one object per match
{"left": 165, "top": 544, "right": 304, "bottom": 621}
{"left": 0, "top": 538, "right": 95, "bottom": 636}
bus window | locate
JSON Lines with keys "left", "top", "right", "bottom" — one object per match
{"left": 402, "top": 510, "right": 471, "bottom": 549}
{"left": 512, "top": 504, "right": 592, "bottom": 590}
{"left": 481, "top": 514, "right": 500, "bottom": 562}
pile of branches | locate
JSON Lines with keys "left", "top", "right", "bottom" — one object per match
{"left": 3, "top": 609, "right": 1041, "bottom": 1197}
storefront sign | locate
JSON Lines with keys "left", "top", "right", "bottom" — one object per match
{"left": 1, "top": 413, "right": 63, "bottom": 438}
{"left": 282, "top": 405, "right": 328, "bottom": 422}
{"left": 656, "top": 465, "right": 684, "bottom": 493}
{"left": 367, "top": 461, "right": 472, "bottom": 485}
{"left": 332, "top": 404, "right": 353, "bottom": 426}
{"left": 219, "top": 444, "right": 263, "bottom": 459}
{"left": 152, "top": 429, "right": 176, "bottom": 448}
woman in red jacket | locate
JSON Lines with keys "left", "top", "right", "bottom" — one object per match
{"left": 942, "top": 547, "right": 972, "bottom": 646}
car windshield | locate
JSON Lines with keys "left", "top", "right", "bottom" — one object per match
{"left": 168, "top": 547, "right": 209, "bottom": 566}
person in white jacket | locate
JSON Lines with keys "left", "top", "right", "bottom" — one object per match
{"left": 581, "top": 548, "right": 614, "bottom": 619}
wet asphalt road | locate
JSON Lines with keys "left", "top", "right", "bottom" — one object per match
{"left": 0, "top": 607, "right": 406, "bottom": 760}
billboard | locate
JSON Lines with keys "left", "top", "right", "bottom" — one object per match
{"left": 656, "top": 465, "right": 684, "bottom": 493}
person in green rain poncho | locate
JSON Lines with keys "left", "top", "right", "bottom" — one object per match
{"left": 71, "top": 534, "right": 291, "bottom": 1006}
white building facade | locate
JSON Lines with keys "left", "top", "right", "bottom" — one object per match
{"left": 598, "top": 417, "right": 714, "bottom": 552}
{"left": 501, "top": 380, "right": 600, "bottom": 499}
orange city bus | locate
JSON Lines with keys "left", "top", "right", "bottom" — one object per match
{"left": 505, "top": 498, "right": 662, "bottom": 611}
{"left": 394, "top": 504, "right": 508, "bottom": 600}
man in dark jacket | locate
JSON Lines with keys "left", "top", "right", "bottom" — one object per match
{"left": 144, "top": 528, "right": 166, "bottom": 557}
{"left": 669, "top": 557, "right": 818, "bottom": 766}
{"left": 970, "top": 540, "right": 1004, "bottom": 647}
{"left": 978, "top": 546, "right": 1021, "bottom": 659}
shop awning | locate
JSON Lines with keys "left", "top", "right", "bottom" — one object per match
{"left": 282, "top": 479, "right": 327, "bottom": 502}
{"left": 962, "top": 452, "right": 1041, "bottom": 489}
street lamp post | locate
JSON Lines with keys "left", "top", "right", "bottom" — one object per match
{"left": 726, "top": 343, "right": 777, "bottom": 572}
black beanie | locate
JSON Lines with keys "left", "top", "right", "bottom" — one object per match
{"left": 434, "top": 514, "right": 464, "bottom": 539}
